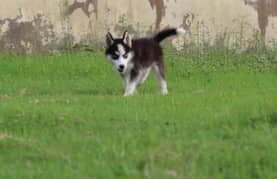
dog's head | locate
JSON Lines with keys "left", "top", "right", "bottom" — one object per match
{"left": 105, "top": 31, "right": 134, "bottom": 74}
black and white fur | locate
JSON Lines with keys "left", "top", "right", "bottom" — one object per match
{"left": 105, "top": 28, "right": 186, "bottom": 96}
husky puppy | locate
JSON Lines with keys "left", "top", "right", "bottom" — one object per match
{"left": 105, "top": 28, "right": 186, "bottom": 96}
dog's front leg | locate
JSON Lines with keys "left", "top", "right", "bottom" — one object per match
{"left": 123, "top": 68, "right": 140, "bottom": 97}
{"left": 124, "top": 81, "right": 137, "bottom": 97}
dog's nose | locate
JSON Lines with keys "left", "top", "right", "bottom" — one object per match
{"left": 119, "top": 65, "right": 124, "bottom": 70}
{"left": 118, "top": 65, "right": 125, "bottom": 73}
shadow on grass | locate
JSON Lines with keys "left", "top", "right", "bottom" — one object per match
{"left": 248, "top": 112, "right": 277, "bottom": 128}
{"left": 72, "top": 88, "right": 122, "bottom": 96}
{"left": 269, "top": 112, "right": 277, "bottom": 127}
{"left": 0, "top": 134, "right": 67, "bottom": 163}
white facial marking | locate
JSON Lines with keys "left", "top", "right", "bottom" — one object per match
{"left": 117, "top": 44, "right": 126, "bottom": 55}
{"left": 106, "top": 44, "right": 134, "bottom": 74}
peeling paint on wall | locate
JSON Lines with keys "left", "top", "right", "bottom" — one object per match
{"left": 148, "top": 0, "right": 166, "bottom": 30}
{"left": 0, "top": 0, "right": 276, "bottom": 53}
{"left": 0, "top": 9, "right": 56, "bottom": 53}
{"left": 63, "top": 0, "right": 98, "bottom": 18}
{"left": 244, "top": 0, "right": 277, "bottom": 45}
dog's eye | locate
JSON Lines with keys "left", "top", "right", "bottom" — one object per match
{"left": 123, "top": 54, "right": 128, "bottom": 58}
{"left": 111, "top": 54, "right": 119, "bottom": 59}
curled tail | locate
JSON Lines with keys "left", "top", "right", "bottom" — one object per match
{"left": 153, "top": 27, "right": 186, "bottom": 43}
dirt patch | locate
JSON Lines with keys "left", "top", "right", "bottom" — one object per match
{"left": 0, "top": 133, "right": 7, "bottom": 141}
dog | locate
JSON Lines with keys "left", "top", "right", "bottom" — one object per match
{"left": 105, "top": 28, "right": 186, "bottom": 96}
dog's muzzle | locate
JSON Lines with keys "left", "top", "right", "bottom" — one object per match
{"left": 118, "top": 65, "right": 125, "bottom": 73}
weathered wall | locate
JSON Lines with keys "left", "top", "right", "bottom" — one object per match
{"left": 0, "top": 0, "right": 277, "bottom": 52}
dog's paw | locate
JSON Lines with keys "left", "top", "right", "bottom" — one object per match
{"left": 161, "top": 89, "right": 168, "bottom": 96}
{"left": 124, "top": 92, "right": 133, "bottom": 97}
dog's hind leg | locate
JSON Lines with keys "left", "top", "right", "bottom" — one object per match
{"left": 153, "top": 62, "right": 168, "bottom": 96}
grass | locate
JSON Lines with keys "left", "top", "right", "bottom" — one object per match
{"left": 0, "top": 49, "right": 276, "bottom": 178}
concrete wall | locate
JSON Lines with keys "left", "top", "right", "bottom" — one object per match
{"left": 0, "top": 0, "right": 276, "bottom": 52}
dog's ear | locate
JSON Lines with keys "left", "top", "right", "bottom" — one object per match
{"left": 106, "top": 32, "right": 114, "bottom": 47}
{"left": 122, "top": 31, "right": 132, "bottom": 47}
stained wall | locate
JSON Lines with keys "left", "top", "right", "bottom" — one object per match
{"left": 0, "top": 0, "right": 276, "bottom": 52}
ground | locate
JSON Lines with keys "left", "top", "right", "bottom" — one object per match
{"left": 0, "top": 49, "right": 276, "bottom": 178}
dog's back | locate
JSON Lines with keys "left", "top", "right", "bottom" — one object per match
{"left": 131, "top": 38, "right": 163, "bottom": 68}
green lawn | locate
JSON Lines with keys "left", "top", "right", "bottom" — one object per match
{"left": 0, "top": 50, "right": 276, "bottom": 178}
